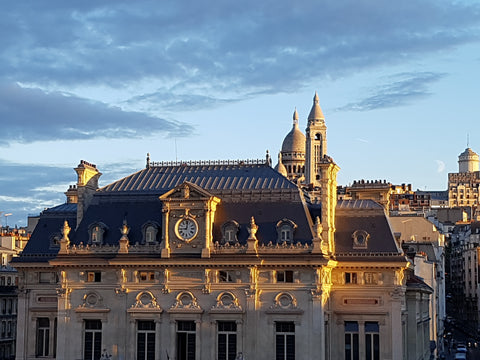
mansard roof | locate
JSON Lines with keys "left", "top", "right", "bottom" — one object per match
{"left": 334, "top": 199, "right": 403, "bottom": 259}
{"left": 69, "top": 198, "right": 313, "bottom": 248}
{"left": 99, "top": 160, "right": 296, "bottom": 195}
{"left": 13, "top": 203, "right": 77, "bottom": 262}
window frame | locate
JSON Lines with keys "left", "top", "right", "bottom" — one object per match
{"left": 217, "top": 321, "right": 237, "bottom": 360}
{"left": 36, "top": 317, "right": 50, "bottom": 357}
{"left": 275, "top": 321, "right": 295, "bottom": 360}
{"left": 176, "top": 320, "right": 196, "bottom": 360}
{"left": 137, "top": 320, "right": 156, "bottom": 360}
{"left": 84, "top": 319, "right": 102, "bottom": 360}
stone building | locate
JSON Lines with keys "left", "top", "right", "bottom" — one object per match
{"left": 13, "top": 95, "right": 431, "bottom": 360}
{"left": 448, "top": 147, "right": 480, "bottom": 208}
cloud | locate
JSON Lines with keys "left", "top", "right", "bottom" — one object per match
{"left": 336, "top": 72, "right": 447, "bottom": 111}
{"left": 436, "top": 160, "right": 446, "bottom": 173}
{"left": 1, "top": 1, "right": 479, "bottom": 103}
{"left": 0, "top": 83, "right": 193, "bottom": 145}
{"left": 0, "top": 158, "right": 144, "bottom": 227}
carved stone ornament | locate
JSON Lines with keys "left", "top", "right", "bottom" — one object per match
{"left": 59, "top": 220, "right": 71, "bottom": 253}
{"left": 76, "top": 292, "right": 109, "bottom": 312}
{"left": 130, "top": 291, "right": 162, "bottom": 311}
{"left": 169, "top": 291, "right": 202, "bottom": 312}
{"left": 267, "top": 292, "right": 303, "bottom": 314}
{"left": 210, "top": 292, "right": 243, "bottom": 312}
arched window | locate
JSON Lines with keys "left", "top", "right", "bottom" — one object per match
{"left": 88, "top": 223, "right": 107, "bottom": 245}
{"left": 352, "top": 230, "right": 370, "bottom": 249}
{"left": 142, "top": 222, "right": 160, "bottom": 244}
{"left": 276, "top": 219, "right": 297, "bottom": 244}
{"left": 221, "top": 221, "right": 240, "bottom": 244}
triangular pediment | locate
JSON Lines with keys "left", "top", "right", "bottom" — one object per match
{"left": 159, "top": 181, "right": 218, "bottom": 202}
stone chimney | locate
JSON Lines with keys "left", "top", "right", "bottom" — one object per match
{"left": 64, "top": 185, "right": 78, "bottom": 204}
{"left": 75, "top": 160, "right": 101, "bottom": 228}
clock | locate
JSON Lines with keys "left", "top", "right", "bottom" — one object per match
{"left": 175, "top": 218, "right": 198, "bottom": 241}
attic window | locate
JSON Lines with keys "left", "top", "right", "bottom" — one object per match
{"left": 276, "top": 219, "right": 297, "bottom": 244}
{"left": 142, "top": 222, "right": 160, "bottom": 244}
{"left": 49, "top": 233, "right": 61, "bottom": 248}
{"left": 88, "top": 223, "right": 107, "bottom": 245}
{"left": 352, "top": 230, "right": 370, "bottom": 249}
{"left": 221, "top": 221, "right": 239, "bottom": 244}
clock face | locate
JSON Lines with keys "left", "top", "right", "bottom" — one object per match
{"left": 175, "top": 218, "right": 198, "bottom": 241}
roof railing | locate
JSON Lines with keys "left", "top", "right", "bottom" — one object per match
{"left": 148, "top": 159, "right": 268, "bottom": 167}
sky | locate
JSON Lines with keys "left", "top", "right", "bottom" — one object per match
{"left": 1, "top": 0, "right": 480, "bottom": 227}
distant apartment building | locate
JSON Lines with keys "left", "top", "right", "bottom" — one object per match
{"left": 448, "top": 148, "right": 480, "bottom": 208}
{"left": 0, "top": 227, "right": 30, "bottom": 360}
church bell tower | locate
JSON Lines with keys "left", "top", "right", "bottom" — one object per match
{"left": 305, "top": 92, "right": 327, "bottom": 187}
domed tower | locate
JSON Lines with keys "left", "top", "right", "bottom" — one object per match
{"left": 305, "top": 92, "right": 327, "bottom": 187}
{"left": 280, "top": 108, "right": 306, "bottom": 182}
{"left": 458, "top": 148, "right": 479, "bottom": 173}
{"left": 274, "top": 152, "right": 288, "bottom": 177}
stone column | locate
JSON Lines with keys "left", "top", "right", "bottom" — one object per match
{"left": 311, "top": 289, "right": 325, "bottom": 360}
{"left": 155, "top": 319, "right": 161, "bottom": 360}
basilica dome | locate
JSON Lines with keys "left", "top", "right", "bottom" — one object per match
{"left": 281, "top": 109, "right": 306, "bottom": 154}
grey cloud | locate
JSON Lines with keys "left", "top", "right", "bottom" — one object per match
{"left": 0, "top": 157, "right": 144, "bottom": 227}
{"left": 1, "top": 1, "right": 479, "bottom": 97}
{"left": 0, "top": 83, "right": 193, "bottom": 145}
{"left": 336, "top": 72, "right": 447, "bottom": 112}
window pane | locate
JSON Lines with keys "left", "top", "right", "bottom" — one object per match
{"left": 286, "top": 334, "right": 295, "bottom": 360}
{"left": 228, "top": 333, "right": 237, "bottom": 360}
{"left": 276, "top": 334, "right": 285, "bottom": 360}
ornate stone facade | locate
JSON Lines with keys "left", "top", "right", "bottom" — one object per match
{"left": 13, "top": 95, "right": 430, "bottom": 360}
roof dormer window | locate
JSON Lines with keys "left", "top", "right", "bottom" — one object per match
{"left": 221, "top": 221, "right": 239, "bottom": 244}
{"left": 88, "top": 223, "right": 107, "bottom": 245}
{"left": 352, "top": 230, "right": 370, "bottom": 249}
{"left": 142, "top": 222, "right": 160, "bottom": 244}
{"left": 276, "top": 219, "right": 297, "bottom": 245}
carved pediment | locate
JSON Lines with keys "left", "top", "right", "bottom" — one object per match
{"left": 159, "top": 181, "right": 218, "bottom": 202}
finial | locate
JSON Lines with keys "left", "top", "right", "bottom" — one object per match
{"left": 266, "top": 150, "right": 272, "bottom": 166}
{"left": 293, "top": 108, "right": 299, "bottom": 124}
{"left": 120, "top": 218, "right": 130, "bottom": 236}
{"left": 247, "top": 216, "right": 258, "bottom": 239}
{"left": 146, "top": 153, "right": 150, "bottom": 169}
{"left": 313, "top": 91, "right": 319, "bottom": 104}
{"left": 467, "top": 134, "right": 470, "bottom": 148}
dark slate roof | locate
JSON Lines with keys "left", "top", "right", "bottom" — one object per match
{"left": 99, "top": 161, "right": 296, "bottom": 194}
{"left": 42, "top": 203, "right": 77, "bottom": 215}
{"left": 335, "top": 199, "right": 402, "bottom": 256}
{"left": 70, "top": 199, "right": 313, "bottom": 246}
{"left": 13, "top": 203, "right": 77, "bottom": 262}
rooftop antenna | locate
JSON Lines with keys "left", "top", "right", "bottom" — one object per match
{"left": 175, "top": 138, "right": 178, "bottom": 162}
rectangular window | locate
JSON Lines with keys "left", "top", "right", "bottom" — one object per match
{"left": 345, "top": 272, "right": 357, "bottom": 284}
{"left": 219, "top": 271, "right": 234, "bottom": 282}
{"left": 345, "top": 321, "right": 359, "bottom": 360}
{"left": 276, "top": 270, "right": 294, "bottom": 283}
{"left": 87, "top": 272, "right": 101, "bottom": 282}
{"left": 139, "top": 272, "right": 155, "bottom": 282}
{"left": 84, "top": 320, "right": 102, "bottom": 360}
{"left": 276, "top": 321, "right": 295, "bottom": 360}
{"left": 218, "top": 321, "right": 237, "bottom": 360}
{"left": 281, "top": 229, "right": 291, "bottom": 241}
{"left": 176, "top": 321, "right": 195, "bottom": 360}
{"left": 137, "top": 320, "right": 155, "bottom": 360}
{"left": 365, "top": 322, "right": 379, "bottom": 360}
{"left": 36, "top": 318, "right": 50, "bottom": 357}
